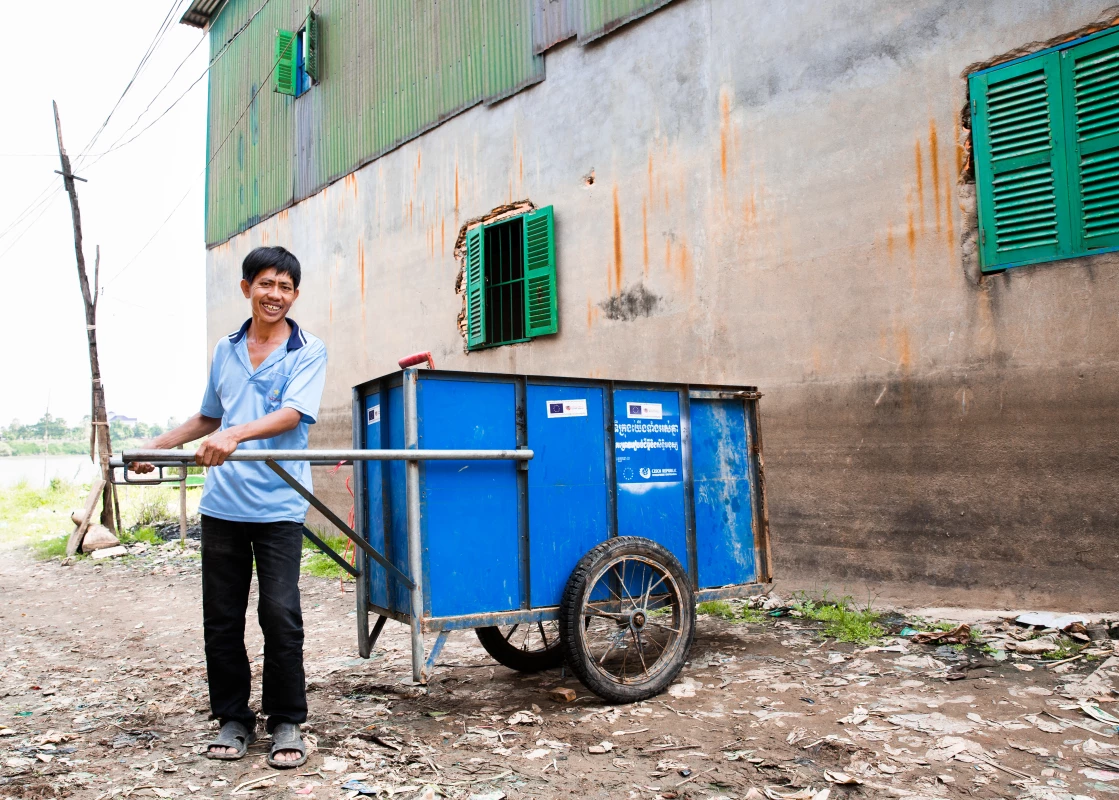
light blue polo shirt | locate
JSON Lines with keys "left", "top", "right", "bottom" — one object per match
{"left": 198, "top": 318, "right": 328, "bottom": 523}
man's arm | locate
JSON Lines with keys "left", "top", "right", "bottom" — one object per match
{"left": 130, "top": 413, "right": 223, "bottom": 473}
{"left": 193, "top": 407, "right": 303, "bottom": 467}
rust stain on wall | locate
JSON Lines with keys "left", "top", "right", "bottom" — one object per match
{"left": 612, "top": 186, "right": 624, "bottom": 294}
{"left": 676, "top": 239, "right": 691, "bottom": 284}
{"left": 886, "top": 224, "right": 895, "bottom": 258}
{"left": 719, "top": 89, "right": 730, "bottom": 181}
{"left": 906, "top": 192, "right": 916, "bottom": 258}
{"left": 642, "top": 199, "right": 649, "bottom": 278}
{"left": 914, "top": 140, "right": 925, "bottom": 225}
{"left": 664, "top": 238, "right": 672, "bottom": 275}
{"left": 647, "top": 151, "right": 654, "bottom": 199}
{"left": 929, "top": 120, "right": 941, "bottom": 232}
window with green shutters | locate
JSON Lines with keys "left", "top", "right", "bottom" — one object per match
{"left": 274, "top": 11, "right": 319, "bottom": 98}
{"left": 465, "top": 206, "right": 559, "bottom": 350}
{"left": 970, "top": 27, "right": 1119, "bottom": 272}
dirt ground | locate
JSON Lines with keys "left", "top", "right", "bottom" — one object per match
{"left": 1, "top": 545, "right": 1118, "bottom": 800}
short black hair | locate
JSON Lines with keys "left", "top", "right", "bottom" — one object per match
{"left": 242, "top": 246, "right": 301, "bottom": 288}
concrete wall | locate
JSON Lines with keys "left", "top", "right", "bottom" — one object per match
{"left": 205, "top": 0, "right": 1119, "bottom": 608}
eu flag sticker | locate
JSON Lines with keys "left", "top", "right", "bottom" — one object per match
{"left": 546, "top": 399, "right": 588, "bottom": 418}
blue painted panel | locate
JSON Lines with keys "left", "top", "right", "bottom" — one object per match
{"left": 691, "top": 399, "right": 757, "bottom": 588}
{"left": 613, "top": 389, "right": 688, "bottom": 567}
{"left": 363, "top": 392, "right": 388, "bottom": 610}
{"left": 526, "top": 384, "right": 609, "bottom": 607}
{"left": 419, "top": 378, "right": 521, "bottom": 618}
{"left": 386, "top": 385, "right": 411, "bottom": 614}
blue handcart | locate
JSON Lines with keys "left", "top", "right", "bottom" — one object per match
{"left": 116, "top": 367, "right": 771, "bottom": 704}
{"left": 352, "top": 368, "right": 771, "bottom": 704}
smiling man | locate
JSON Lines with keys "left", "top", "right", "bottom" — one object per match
{"left": 132, "top": 246, "right": 327, "bottom": 768}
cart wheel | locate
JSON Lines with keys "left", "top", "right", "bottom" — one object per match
{"left": 559, "top": 536, "right": 695, "bottom": 703}
{"left": 475, "top": 621, "right": 565, "bottom": 673}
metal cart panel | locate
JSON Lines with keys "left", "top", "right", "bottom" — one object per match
{"left": 525, "top": 383, "right": 610, "bottom": 609}
{"left": 418, "top": 377, "right": 522, "bottom": 618}
{"left": 691, "top": 397, "right": 758, "bottom": 588}
{"left": 613, "top": 388, "right": 689, "bottom": 568}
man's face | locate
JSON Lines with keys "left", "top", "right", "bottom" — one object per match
{"left": 241, "top": 267, "right": 299, "bottom": 324}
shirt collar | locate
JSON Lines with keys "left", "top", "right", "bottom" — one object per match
{"left": 228, "top": 318, "right": 306, "bottom": 351}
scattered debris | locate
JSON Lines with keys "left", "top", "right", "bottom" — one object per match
{"left": 547, "top": 686, "right": 577, "bottom": 703}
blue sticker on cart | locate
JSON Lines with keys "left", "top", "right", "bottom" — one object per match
{"left": 614, "top": 395, "right": 682, "bottom": 486}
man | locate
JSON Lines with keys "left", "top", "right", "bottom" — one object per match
{"left": 133, "top": 246, "right": 327, "bottom": 768}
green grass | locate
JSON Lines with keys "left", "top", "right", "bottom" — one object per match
{"left": 1041, "top": 638, "right": 1084, "bottom": 660}
{"left": 697, "top": 600, "right": 737, "bottom": 620}
{"left": 696, "top": 600, "right": 768, "bottom": 624}
{"left": 32, "top": 534, "right": 73, "bottom": 560}
{"left": 791, "top": 591, "right": 884, "bottom": 645}
{"left": 0, "top": 479, "right": 86, "bottom": 551}
{"left": 301, "top": 530, "right": 355, "bottom": 581}
{"left": 119, "top": 526, "right": 165, "bottom": 546}
{"left": 2, "top": 475, "right": 202, "bottom": 558}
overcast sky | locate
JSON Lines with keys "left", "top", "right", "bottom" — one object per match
{"left": 0, "top": 1, "right": 209, "bottom": 428}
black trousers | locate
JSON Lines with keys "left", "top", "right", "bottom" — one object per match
{"left": 200, "top": 515, "right": 307, "bottom": 733}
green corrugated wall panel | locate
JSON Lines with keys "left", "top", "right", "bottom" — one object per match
{"left": 577, "top": 0, "right": 675, "bottom": 44}
{"left": 203, "top": 0, "right": 661, "bottom": 246}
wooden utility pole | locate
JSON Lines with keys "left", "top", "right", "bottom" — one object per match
{"left": 53, "top": 101, "right": 115, "bottom": 549}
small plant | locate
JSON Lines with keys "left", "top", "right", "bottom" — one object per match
{"left": 697, "top": 600, "right": 737, "bottom": 620}
{"left": 788, "top": 590, "right": 884, "bottom": 644}
{"left": 739, "top": 608, "right": 767, "bottom": 624}
{"left": 119, "top": 526, "right": 165, "bottom": 546}
{"left": 130, "top": 492, "right": 175, "bottom": 528}
{"left": 1042, "top": 638, "right": 1084, "bottom": 661}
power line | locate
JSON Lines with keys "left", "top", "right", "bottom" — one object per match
{"left": 0, "top": 190, "right": 64, "bottom": 261}
{"left": 103, "top": 1, "right": 318, "bottom": 289}
{"left": 82, "top": 33, "right": 208, "bottom": 169}
{"left": 0, "top": 0, "right": 187, "bottom": 245}
{"left": 76, "top": 0, "right": 189, "bottom": 165}
{"left": 82, "top": 0, "right": 278, "bottom": 172}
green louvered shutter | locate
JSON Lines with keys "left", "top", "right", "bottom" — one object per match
{"left": 522, "top": 206, "right": 558, "bottom": 337}
{"left": 274, "top": 30, "right": 297, "bottom": 96}
{"left": 971, "top": 52, "right": 1073, "bottom": 271}
{"left": 1062, "top": 32, "right": 1119, "bottom": 253}
{"left": 305, "top": 10, "right": 319, "bottom": 84}
{"left": 465, "top": 226, "right": 486, "bottom": 349}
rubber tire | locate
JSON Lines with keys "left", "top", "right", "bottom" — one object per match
{"left": 559, "top": 536, "right": 696, "bottom": 704}
{"left": 475, "top": 624, "right": 565, "bottom": 673}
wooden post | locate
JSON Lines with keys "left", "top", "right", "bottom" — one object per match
{"left": 53, "top": 101, "right": 115, "bottom": 541}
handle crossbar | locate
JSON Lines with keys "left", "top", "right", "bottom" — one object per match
{"left": 118, "top": 448, "right": 532, "bottom": 464}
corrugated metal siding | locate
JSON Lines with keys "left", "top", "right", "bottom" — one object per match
{"left": 576, "top": 0, "right": 676, "bottom": 45}
{"left": 532, "top": 0, "right": 577, "bottom": 54}
{"left": 205, "top": 0, "right": 671, "bottom": 246}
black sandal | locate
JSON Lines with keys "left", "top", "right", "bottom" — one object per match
{"left": 205, "top": 721, "right": 256, "bottom": 760}
{"left": 268, "top": 722, "right": 307, "bottom": 768}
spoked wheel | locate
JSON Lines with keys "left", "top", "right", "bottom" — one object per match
{"left": 559, "top": 536, "right": 695, "bottom": 703}
{"left": 476, "top": 620, "right": 565, "bottom": 672}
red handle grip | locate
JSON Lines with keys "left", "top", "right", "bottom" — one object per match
{"left": 398, "top": 351, "right": 435, "bottom": 369}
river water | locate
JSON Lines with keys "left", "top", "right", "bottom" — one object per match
{"left": 0, "top": 456, "right": 101, "bottom": 489}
